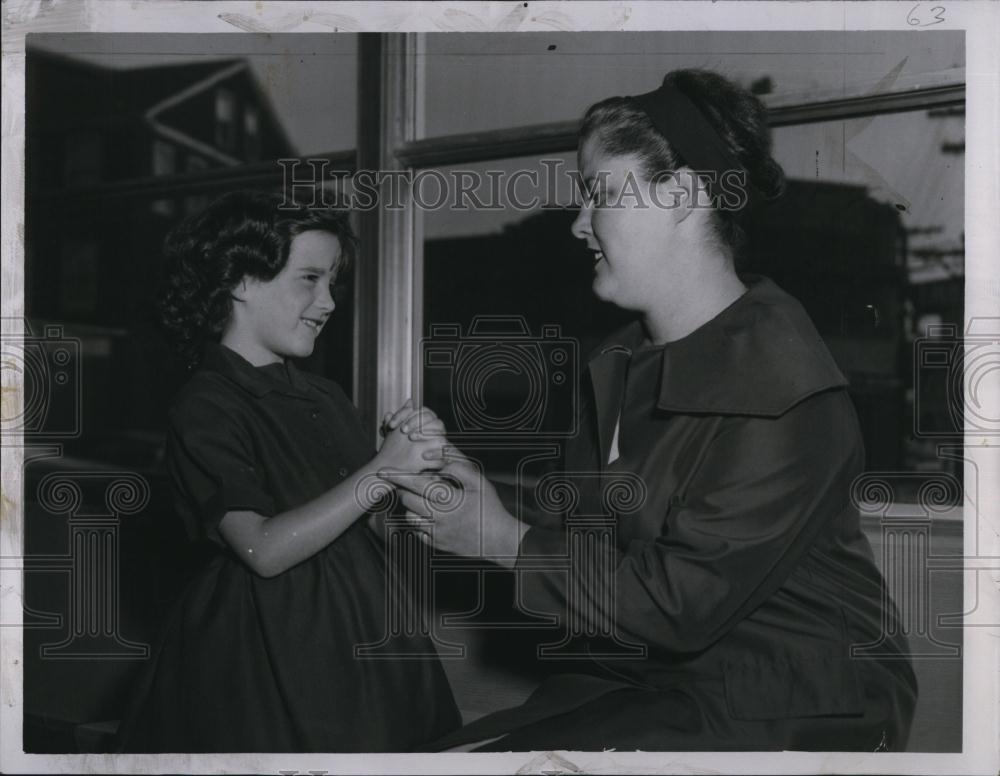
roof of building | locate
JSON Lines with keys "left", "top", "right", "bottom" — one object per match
{"left": 27, "top": 48, "right": 294, "bottom": 155}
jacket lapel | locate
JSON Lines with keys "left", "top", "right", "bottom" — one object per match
{"left": 587, "top": 346, "right": 631, "bottom": 469}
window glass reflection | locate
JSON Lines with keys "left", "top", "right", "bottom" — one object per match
{"left": 764, "top": 109, "right": 964, "bottom": 475}
{"left": 420, "top": 107, "right": 964, "bottom": 480}
{"left": 421, "top": 154, "right": 632, "bottom": 472}
{"left": 421, "top": 31, "right": 964, "bottom": 138}
{"left": 25, "top": 31, "right": 359, "bottom": 448}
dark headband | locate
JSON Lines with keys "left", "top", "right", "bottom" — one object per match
{"left": 629, "top": 83, "right": 761, "bottom": 204}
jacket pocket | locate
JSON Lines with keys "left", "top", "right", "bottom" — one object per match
{"left": 723, "top": 650, "right": 865, "bottom": 720}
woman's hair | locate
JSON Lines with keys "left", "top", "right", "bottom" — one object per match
{"left": 158, "top": 190, "right": 357, "bottom": 367}
{"left": 579, "top": 69, "right": 785, "bottom": 258}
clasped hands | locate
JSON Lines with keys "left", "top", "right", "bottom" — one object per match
{"left": 373, "top": 399, "right": 527, "bottom": 567}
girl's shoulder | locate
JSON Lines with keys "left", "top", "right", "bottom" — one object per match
{"left": 168, "top": 369, "right": 253, "bottom": 431}
{"left": 296, "top": 370, "right": 353, "bottom": 406}
{"left": 294, "top": 371, "right": 370, "bottom": 444}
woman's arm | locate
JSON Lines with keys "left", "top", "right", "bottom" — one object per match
{"left": 379, "top": 458, "right": 529, "bottom": 568}
{"left": 516, "top": 389, "right": 864, "bottom": 653}
{"left": 383, "top": 389, "right": 862, "bottom": 652}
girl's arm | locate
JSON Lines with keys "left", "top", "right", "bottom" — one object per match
{"left": 219, "top": 407, "right": 445, "bottom": 578}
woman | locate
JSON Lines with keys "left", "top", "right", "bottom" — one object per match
{"left": 383, "top": 69, "right": 917, "bottom": 751}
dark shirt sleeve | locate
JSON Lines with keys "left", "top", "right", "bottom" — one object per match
{"left": 167, "top": 391, "right": 277, "bottom": 546}
{"left": 516, "top": 389, "right": 863, "bottom": 654}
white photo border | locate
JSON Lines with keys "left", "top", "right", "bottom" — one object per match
{"left": 2, "top": 1, "right": 997, "bottom": 774}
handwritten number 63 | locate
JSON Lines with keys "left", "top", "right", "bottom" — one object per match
{"left": 908, "top": 4, "right": 946, "bottom": 27}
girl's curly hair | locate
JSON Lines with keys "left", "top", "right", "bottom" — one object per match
{"left": 157, "top": 190, "right": 357, "bottom": 368}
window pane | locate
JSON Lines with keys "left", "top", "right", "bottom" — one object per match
{"left": 420, "top": 154, "right": 631, "bottom": 474}
{"left": 25, "top": 31, "right": 360, "bottom": 444}
{"left": 421, "top": 31, "right": 964, "bottom": 138}
{"left": 23, "top": 34, "right": 362, "bottom": 749}
{"left": 763, "top": 108, "right": 964, "bottom": 476}
{"left": 420, "top": 106, "right": 964, "bottom": 479}
{"left": 27, "top": 32, "right": 357, "bottom": 154}
{"left": 64, "top": 131, "right": 103, "bottom": 185}
{"left": 214, "top": 88, "right": 237, "bottom": 151}
{"left": 770, "top": 110, "right": 964, "bottom": 275}
{"left": 151, "top": 139, "right": 177, "bottom": 176}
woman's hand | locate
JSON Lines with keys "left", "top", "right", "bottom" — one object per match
{"left": 378, "top": 459, "right": 528, "bottom": 568}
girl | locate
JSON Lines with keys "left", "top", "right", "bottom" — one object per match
{"left": 116, "top": 191, "right": 461, "bottom": 752}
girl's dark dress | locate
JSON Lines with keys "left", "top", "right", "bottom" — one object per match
{"left": 116, "top": 343, "right": 460, "bottom": 752}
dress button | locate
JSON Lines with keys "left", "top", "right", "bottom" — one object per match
{"left": 310, "top": 409, "right": 320, "bottom": 420}
{"left": 338, "top": 467, "right": 349, "bottom": 477}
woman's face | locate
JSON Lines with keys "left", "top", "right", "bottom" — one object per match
{"left": 571, "top": 136, "right": 682, "bottom": 312}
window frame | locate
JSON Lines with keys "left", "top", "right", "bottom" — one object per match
{"left": 358, "top": 32, "right": 965, "bottom": 442}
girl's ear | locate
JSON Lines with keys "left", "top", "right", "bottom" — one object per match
{"left": 229, "top": 278, "right": 250, "bottom": 303}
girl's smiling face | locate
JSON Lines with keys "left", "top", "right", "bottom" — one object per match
{"left": 227, "top": 230, "right": 343, "bottom": 365}
{"left": 571, "top": 136, "right": 683, "bottom": 313}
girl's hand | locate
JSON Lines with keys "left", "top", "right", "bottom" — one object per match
{"left": 380, "top": 398, "right": 418, "bottom": 439}
{"left": 374, "top": 416, "right": 449, "bottom": 473}
{"left": 379, "top": 400, "right": 446, "bottom": 447}
{"left": 380, "top": 399, "right": 445, "bottom": 438}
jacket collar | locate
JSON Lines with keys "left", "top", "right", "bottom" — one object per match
{"left": 589, "top": 275, "right": 847, "bottom": 418}
{"left": 200, "top": 342, "right": 318, "bottom": 399}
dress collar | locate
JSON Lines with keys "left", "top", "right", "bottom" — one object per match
{"left": 200, "top": 342, "right": 317, "bottom": 399}
{"left": 590, "top": 275, "right": 847, "bottom": 417}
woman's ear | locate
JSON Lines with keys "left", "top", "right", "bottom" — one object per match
{"left": 652, "top": 168, "right": 697, "bottom": 224}
{"left": 665, "top": 167, "right": 707, "bottom": 225}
